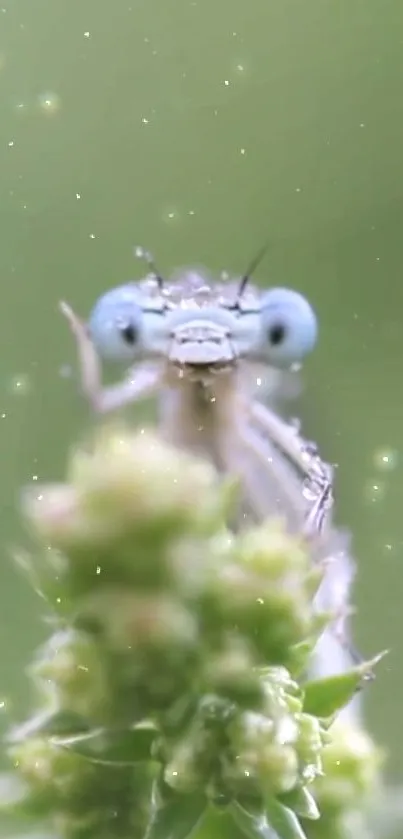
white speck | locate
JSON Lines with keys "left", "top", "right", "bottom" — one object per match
{"left": 32, "top": 475, "right": 38, "bottom": 482}
{"left": 364, "top": 480, "right": 385, "bottom": 504}
{"left": 15, "top": 102, "right": 25, "bottom": 111}
{"left": 163, "top": 209, "right": 179, "bottom": 223}
{"left": 1, "top": 413, "right": 6, "bottom": 419}
{"left": 188, "top": 209, "right": 195, "bottom": 216}
{"left": 240, "top": 147, "right": 245, "bottom": 155}
{"left": 84, "top": 31, "right": 90, "bottom": 38}
{"left": 8, "top": 140, "right": 14, "bottom": 147}
{"left": 236, "top": 64, "right": 244, "bottom": 72}
{"left": 9, "top": 374, "right": 30, "bottom": 396}
{"left": 359, "top": 123, "right": 365, "bottom": 128}
{"left": 224, "top": 79, "right": 230, "bottom": 86}
{"left": 76, "top": 193, "right": 81, "bottom": 200}
{"left": 295, "top": 187, "right": 301, "bottom": 193}
{"left": 89, "top": 233, "right": 96, "bottom": 239}
{"left": 373, "top": 447, "right": 398, "bottom": 472}
{"left": 376, "top": 256, "right": 380, "bottom": 261}
{"left": 141, "top": 117, "right": 149, "bottom": 124}
{"left": 38, "top": 92, "right": 61, "bottom": 114}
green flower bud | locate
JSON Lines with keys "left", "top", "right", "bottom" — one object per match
{"left": 207, "top": 523, "right": 320, "bottom": 666}
{"left": 225, "top": 708, "right": 299, "bottom": 796}
{"left": 164, "top": 715, "right": 218, "bottom": 793}
{"left": 33, "top": 629, "right": 109, "bottom": 723}
{"left": 11, "top": 737, "right": 94, "bottom": 807}
{"left": 235, "top": 522, "right": 310, "bottom": 579}
{"left": 202, "top": 637, "right": 263, "bottom": 706}
{"left": 70, "top": 429, "right": 222, "bottom": 533}
{"left": 312, "top": 719, "right": 384, "bottom": 812}
{"left": 23, "top": 429, "right": 234, "bottom": 593}
{"left": 296, "top": 713, "right": 325, "bottom": 781}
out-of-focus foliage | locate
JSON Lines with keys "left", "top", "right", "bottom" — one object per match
{"left": 0, "top": 426, "right": 383, "bottom": 839}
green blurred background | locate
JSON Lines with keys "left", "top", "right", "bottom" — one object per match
{"left": 0, "top": 0, "right": 402, "bottom": 787}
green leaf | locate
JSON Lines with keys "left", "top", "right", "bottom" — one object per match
{"left": 303, "top": 652, "right": 387, "bottom": 718}
{"left": 144, "top": 790, "right": 206, "bottom": 839}
{"left": 265, "top": 798, "right": 307, "bottom": 839}
{"left": 287, "top": 642, "right": 316, "bottom": 678}
{"left": 279, "top": 787, "right": 319, "bottom": 821}
{"left": 8, "top": 710, "right": 90, "bottom": 743}
{"left": 230, "top": 800, "right": 278, "bottom": 839}
{"left": 56, "top": 722, "right": 158, "bottom": 764}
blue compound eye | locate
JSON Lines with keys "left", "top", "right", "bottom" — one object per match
{"left": 259, "top": 287, "right": 318, "bottom": 367}
{"left": 88, "top": 285, "right": 144, "bottom": 362}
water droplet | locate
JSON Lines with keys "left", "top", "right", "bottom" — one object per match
{"left": 163, "top": 208, "right": 179, "bottom": 223}
{"left": 9, "top": 373, "right": 31, "bottom": 396}
{"left": 364, "top": 479, "right": 385, "bottom": 504}
{"left": 38, "top": 92, "right": 61, "bottom": 114}
{"left": 373, "top": 447, "right": 398, "bottom": 472}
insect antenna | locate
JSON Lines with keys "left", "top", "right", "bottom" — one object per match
{"left": 237, "top": 241, "right": 271, "bottom": 299}
{"left": 134, "top": 246, "right": 165, "bottom": 292}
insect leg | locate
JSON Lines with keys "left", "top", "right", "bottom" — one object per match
{"left": 60, "top": 301, "right": 160, "bottom": 412}
{"left": 239, "top": 407, "right": 366, "bottom": 690}
{"left": 250, "top": 401, "right": 320, "bottom": 482}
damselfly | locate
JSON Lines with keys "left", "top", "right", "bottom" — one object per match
{"left": 60, "top": 248, "right": 364, "bottom": 717}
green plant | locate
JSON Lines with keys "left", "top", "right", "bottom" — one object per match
{"left": 0, "top": 425, "right": 383, "bottom": 839}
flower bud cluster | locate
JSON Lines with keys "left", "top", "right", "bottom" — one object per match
{"left": 1, "top": 426, "right": 383, "bottom": 839}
